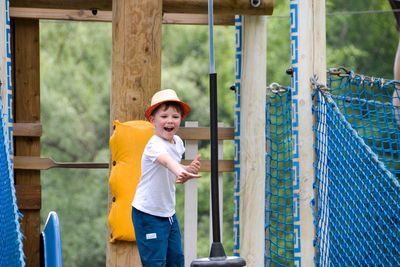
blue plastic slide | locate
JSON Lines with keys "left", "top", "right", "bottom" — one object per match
{"left": 41, "top": 211, "right": 63, "bottom": 267}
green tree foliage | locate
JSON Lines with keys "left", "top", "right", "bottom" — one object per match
{"left": 38, "top": 1, "right": 399, "bottom": 266}
{"left": 326, "top": 1, "right": 397, "bottom": 78}
{"left": 40, "top": 21, "right": 112, "bottom": 267}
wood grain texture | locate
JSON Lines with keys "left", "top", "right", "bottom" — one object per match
{"left": 14, "top": 156, "right": 109, "bottom": 170}
{"left": 110, "top": 0, "right": 161, "bottom": 122}
{"left": 13, "top": 122, "right": 42, "bottom": 136}
{"left": 239, "top": 15, "right": 266, "bottom": 266}
{"left": 163, "top": 0, "right": 273, "bottom": 15}
{"left": 10, "top": 0, "right": 112, "bottom": 11}
{"left": 10, "top": 8, "right": 234, "bottom": 25}
{"left": 15, "top": 184, "right": 41, "bottom": 209}
{"left": 107, "top": 0, "right": 162, "bottom": 266}
{"left": 294, "top": 0, "right": 325, "bottom": 264}
{"left": 13, "top": 18, "right": 41, "bottom": 267}
{"left": 177, "top": 127, "right": 234, "bottom": 140}
{"left": 10, "top": 0, "right": 274, "bottom": 15}
{"left": 12, "top": 156, "right": 233, "bottom": 172}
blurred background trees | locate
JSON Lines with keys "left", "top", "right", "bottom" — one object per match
{"left": 39, "top": 1, "right": 397, "bottom": 266}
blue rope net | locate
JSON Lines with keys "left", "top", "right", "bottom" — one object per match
{"left": 0, "top": 100, "right": 24, "bottom": 266}
{"left": 265, "top": 69, "right": 399, "bottom": 266}
{"left": 327, "top": 70, "right": 399, "bottom": 177}
{"left": 265, "top": 86, "right": 294, "bottom": 266}
{"left": 314, "top": 69, "right": 400, "bottom": 266}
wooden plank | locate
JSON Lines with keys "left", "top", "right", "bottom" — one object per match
{"left": 164, "top": 0, "right": 273, "bottom": 15}
{"left": 13, "top": 18, "right": 41, "bottom": 267}
{"left": 10, "top": 0, "right": 112, "bottom": 11}
{"left": 107, "top": 0, "right": 162, "bottom": 266}
{"left": 15, "top": 184, "right": 41, "bottom": 209}
{"left": 11, "top": 121, "right": 233, "bottom": 140}
{"left": 13, "top": 156, "right": 233, "bottom": 172}
{"left": 239, "top": 15, "right": 266, "bottom": 266}
{"left": 10, "top": 7, "right": 112, "bottom": 21}
{"left": 181, "top": 159, "right": 233, "bottom": 172}
{"left": 14, "top": 156, "right": 109, "bottom": 170}
{"left": 10, "top": 8, "right": 235, "bottom": 25}
{"left": 13, "top": 122, "right": 42, "bottom": 137}
{"left": 10, "top": 0, "right": 274, "bottom": 15}
{"left": 177, "top": 127, "right": 234, "bottom": 140}
{"left": 163, "top": 13, "right": 234, "bottom": 25}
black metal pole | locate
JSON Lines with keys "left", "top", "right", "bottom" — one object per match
{"left": 191, "top": 0, "right": 245, "bottom": 265}
{"left": 209, "top": 72, "right": 221, "bottom": 244}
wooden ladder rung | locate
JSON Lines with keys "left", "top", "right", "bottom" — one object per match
{"left": 14, "top": 156, "right": 234, "bottom": 172}
{"left": 14, "top": 156, "right": 109, "bottom": 170}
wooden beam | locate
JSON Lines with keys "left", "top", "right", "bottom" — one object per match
{"left": 10, "top": 0, "right": 112, "bottom": 11}
{"left": 14, "top": 156, "right": 109, "bottom": 170}
{"left": 164, "top": 0, "right": 273, "bottom": 15}
{"left": 11, "top": 7, "right": 112, "bottom": 21}
{"left": 15, "top": 184, "right": 41, "bottom": 209}
{"left": 13, "top": 17, "right": 41, "bottom": 267}
{"left": 13, "top": 122, "right": 42, "bottom": 137}
{"left": 13, "top": 156, "right": 234, "bottom": 172}
{"left": 10, "top": 0, "right": 274, "bottom": 15}
{"left": 10, "top": 7, "right": 235, "bottom": 25}
{"left": 11, "top": 122, "right": 233, "bottom": 140}
{"left": 163, "top": 13, "right": 234, "bottom": 25}
{"left": 182, "top": 159, "right": 233, "bottom": 172}
{"left": 177, "top": 127, "right": 234, "bottom": 140}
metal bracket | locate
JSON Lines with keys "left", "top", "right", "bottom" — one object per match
{"left": 250, "top": 0, "right": 261, "bottom": 8}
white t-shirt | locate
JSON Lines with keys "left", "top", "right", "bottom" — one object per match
{"left": 132, "top": 135, "right": 185, "bottom": 217}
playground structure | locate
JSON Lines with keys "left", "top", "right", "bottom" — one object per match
{"left": 4, "top": 0, "right": 272, "bottom": 266}
{"left": 2, "top": 0, "right": 399, "bottom": 266}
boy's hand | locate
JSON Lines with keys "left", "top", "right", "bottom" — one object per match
{"left": 176, "top": 169, "right": 201, "bottom": 184}
{"left": 186, "top": 154, "right": 201, "bottom": 174}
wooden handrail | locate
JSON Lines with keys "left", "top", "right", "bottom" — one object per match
{"left": 14, "top": 156, "right": 109, "bottom": 170}
{"left": 14, "top": 156, "right": 234, "bottom": 172}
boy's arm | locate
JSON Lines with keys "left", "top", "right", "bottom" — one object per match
{"left": 157, "top": 153, "right": 200, "bottom": 183}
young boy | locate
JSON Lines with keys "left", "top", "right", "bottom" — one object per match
{"left": 132, "top": 89, "right": 201, "bottom": 266}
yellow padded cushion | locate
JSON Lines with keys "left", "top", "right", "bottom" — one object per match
{"left": 108, "top": 120, "right": 154, "bottom": 242}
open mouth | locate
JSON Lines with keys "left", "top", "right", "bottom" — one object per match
{"left": 164, "top": 127, "right": 174, "bottom": 132}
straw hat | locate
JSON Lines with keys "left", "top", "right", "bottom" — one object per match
{"left": 145, "top": 89, "right": 191, "bottom": 120}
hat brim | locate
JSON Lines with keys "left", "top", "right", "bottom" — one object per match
{"left": 145, "top": 100, "right": 191, "bottom": 121}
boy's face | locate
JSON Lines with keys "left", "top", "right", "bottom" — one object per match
{"left": 150, "top": 105, "right": 182, "bottom": 143}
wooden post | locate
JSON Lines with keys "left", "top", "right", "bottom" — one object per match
{"left": 107, "top": 0, "right": 162, "bottom": 266}
{"left": 290, "top": 0, "right": 326, "bottom": 266}
{"left": 13, "top": 18, "right": 41, "bottom": 266}
{"left": 239, "top": 15, "right": 266, "bottom": 266}
{"left": 184, "top": 121, "right": 198, "bottom": 266}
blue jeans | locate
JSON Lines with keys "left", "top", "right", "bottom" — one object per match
{"left": 132, "top": 207, "right": 184, "bottom": 267}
